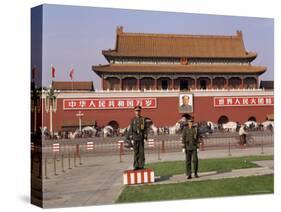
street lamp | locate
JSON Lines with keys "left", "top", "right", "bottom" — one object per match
{"left": 76, "top": 110, "right": 84, "bottom": 132}
{"left": 43, "top": 85, "right": 59, "bottom": 136}
{"left": 31, "top": 84, "right": 41, "bottom": 133}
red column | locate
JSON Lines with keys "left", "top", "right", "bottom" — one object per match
{"left": 154, "top": 79, "right": 157, "bottom": 90}
{"left": 194, "top": 78, "right": 197, "bottom": 89}
{"left": 171, "top": 78, "right": 174, "bottom": 90}
{"left": 210, "top": 78, "right": 213, "bottom": 89}
{"left": 136, "top": 78, "right": 140, "bottom": 90}
{"left": 119, "top": 78, "right": 122, "bottom": 90}
{"left": 256, "top": 77, "right": 259, "bottom": 89}
{"left": 225, "top": 78, "right": 229, "bottom": 89}
{"left": 102, "top": 78, "right": 106, "bottom": 90}
{"left": 241, "top": 77, "right": 244, "bottom": 89}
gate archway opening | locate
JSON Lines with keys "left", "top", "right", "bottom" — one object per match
{"left": 107, "top": 120, "right": 119, "bottom": 129}
{"left": 248, "top": 116, "right": 257, "bottom": 122}
{"left": 218, "top": 115, "right": 229, "bottom": 124}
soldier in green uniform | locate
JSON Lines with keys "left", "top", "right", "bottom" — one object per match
{"left": 125, "top": 106, "right": 148, "bottom": 170}
{"left": 182, "top": 118, "right": 199, "bottom": 179}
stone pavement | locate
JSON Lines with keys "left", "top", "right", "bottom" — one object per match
{"left": 41, "top": 146, "right": 273, "bottom": 208}
{"left": 154, "top": 160, "right": 273, "bottom": 185}
{"left": 253, "top": 160, "right": 274, "bottom": 170}
{"left": 145, "top": 146, "right": 273, "bottom": 163}
{"left": 42, "top": 155, "right": 132, "bottom": 208}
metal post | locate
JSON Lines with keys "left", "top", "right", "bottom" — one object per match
{"left": 119, "top": 143, "right": 123, "bottom": 163}
{"left": 75, "top": 144, "right": 80, "bottom": 163}
{"left": 76, "top": 144, "right": 82, "bottom": 165}
{"left": 61, "top": 154, "right": 65, "bottom": 172}
{"left": 68, "top": 152, "right": 72, "bottom": 169}
{"left": 44, "top": 157, "right": 49, "bottom": 179}
{"left": 74, "top": 151, "right": 77, "bottom": 167}
{"left": 54, "top": 154, "right": 58, "bottom": 175}
{"left": 121, "top": 142, "right": 124, "bottom": 155}
{"left": 261, "top": 135, "right": 264, "bottom": 154}
{"left": 228, "top": 138, "right": 232, "bottom": 156}
{"left": 37, "top": 154, "right": 42, "bottom": 179}
{"left": 161, "top": 140, "right": 165, "bottom": 153}
{"left": 79, "top": 154, "right": 82, "bottom": 165}
{"left": 200, "top": 139, "right": 205, "bottom": 151}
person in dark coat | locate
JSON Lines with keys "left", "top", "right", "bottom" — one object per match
{"left": 182, "top": 118, "right": 199, "bottom": 179}
{"left": 125, "top": 106, "right": 148, "bottom": 170}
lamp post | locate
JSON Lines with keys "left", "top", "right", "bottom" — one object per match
{"left": 76, "top": 111, "right": 84, "bottom": 132}
{"left": 31, "top": 84, "right": 41, "bottom": 133}
{"left": 43, "top": 85, "right": 59, "bottom": 136}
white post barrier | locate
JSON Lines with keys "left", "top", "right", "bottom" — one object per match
{"left": 147, "top": 139, "right": 155, "bottom": 148}
{"left": 118, "top": 140, "right": 124, "bottom": 162}
{"left": 86, "top": 142, "right": 94, "bottom": 151}
{"left": 118, "top": 140, "right": 124, "bottom": 149}
{"left": 52, "top": 143, "right": 60, "bottom": 153}
{"left": 123, "top": 168, "right": 155, "bottom": 185}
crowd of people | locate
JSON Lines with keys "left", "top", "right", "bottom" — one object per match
{"left": 39, "top": 118, "right": 273, "bottom": 140}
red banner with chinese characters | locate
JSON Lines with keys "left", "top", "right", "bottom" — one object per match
{"left": 214, "top": 96, "right": 274, "bottom": 107}
{"left": 63, "top": 98, "right": 157, "bottom": 110}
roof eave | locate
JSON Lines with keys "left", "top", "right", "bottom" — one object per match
{"left": 92, "top": 65, "right": 110, "bottom": 77}
{"left": 99, "top": 53, "right": 258, "bottom": 60}
{"left": 245, "top": 52, "right": 257, "bottom": 62}
{"left": 102, "top": 50, "right": 116, "bottom": 62}
{"left": 257, "top": 67, "right": 267, "bottom": 75}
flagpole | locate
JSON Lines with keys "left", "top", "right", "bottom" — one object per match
{"left": 51, "top": 64, "right": 56, "bottom": 83}
{"left": 72, "top": 78, "right": 74, "bottom": 92}
{"left": 51, "top": 64, "right": 52, "bottom": 85}
{"left": 71, "top": 65, "right": 74, "bottom": 92}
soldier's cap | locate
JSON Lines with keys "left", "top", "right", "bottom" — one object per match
{"left": 134, "top": 105, "right": 142, "bottom": 111}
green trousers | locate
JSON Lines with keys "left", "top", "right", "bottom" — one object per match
{"left": 133, "top": 139, "right": 145, "bottom": 169}
{"left": 185, "top": 149, "right": 198, "bottom": 176}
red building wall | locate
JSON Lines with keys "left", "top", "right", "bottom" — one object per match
{"left": 193, "top": 97, "right": 272, "bottom": 123}
{"left": 42, "top": 95, "right": 273, "bottom": 132}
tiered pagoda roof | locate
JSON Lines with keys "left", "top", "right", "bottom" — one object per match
{"left": 102, "top": 27, "right": 256, "bottom": 60}
{"left": 92, "top": 26, "right": 266, "bottom": 76}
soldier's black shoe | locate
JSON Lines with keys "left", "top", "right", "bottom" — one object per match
{"left": 195, "top": 174, "right": 199, "bottom": 178}
{"left": 187, "top": 175, "right": 192, "bottom": 179}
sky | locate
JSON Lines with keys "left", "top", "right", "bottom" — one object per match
{"left": 33, "top": 4, "right": 274, "bottom": 89}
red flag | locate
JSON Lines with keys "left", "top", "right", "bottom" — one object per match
{"left": 51, "top": 65, "right": 56, "bottom": 78}
{"left": 69, "top": 68, "right": 74, "bottom": 80}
